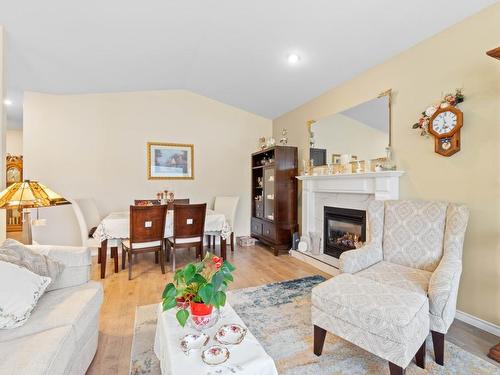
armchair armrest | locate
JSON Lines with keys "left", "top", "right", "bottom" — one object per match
{"left": 27, "top": 245, "right": 92, "bottom": 291}
{"left": 428, "top": 255, "right": 462, "bottom": 332}
{"left": 339, "top": 243, "right": 383, "bottom": 274}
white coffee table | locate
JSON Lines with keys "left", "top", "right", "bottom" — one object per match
{"left": 154, "top": 303, "right": 278, "bottom": 375}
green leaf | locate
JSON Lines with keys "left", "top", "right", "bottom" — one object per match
{"left": 192, "top": 274, "right": 207, "bottom": 285}
{"left": 223, "top": 273, "right": 234, "bottom": 282}
{"left": 223, "top": 260, "right": 236, "bottom": 272}
{"left": 198, "top": 283, "right": 214, "bottom": 304}
{"left": 211, "top": 271, "right": 224, "bottom": 292}
{"left": 162, "top": 283, "right": 177, "bottom": 299}
{"left": 176, "top": 309, "right": 189, "bottom": 327}
{"left": 183, "top": 264, "right": 196, "bottom": 284}
{"left": 162, "top": 297, "right": 177, "bottom": 311}
{"left": 214, "top": 291, "right": 226, "bottom": 308}
{"left": 412, "top": 123, "right": 420, "bottom": 129}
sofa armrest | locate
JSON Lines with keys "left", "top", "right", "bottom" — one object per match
{"left": 27, "top": 245, "right": 92, "bottom": 291}
{"left": 339, "top": 243, "right": 383, "bottom": 274}
{"left": 428, "top": 255, "right": 462, "bottom": 332}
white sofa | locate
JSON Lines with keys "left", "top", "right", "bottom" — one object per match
{"left": 0, "top": 245, "right": 103, "bottom": 375}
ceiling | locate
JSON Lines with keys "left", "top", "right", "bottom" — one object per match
{"left": 0, "top": 0, "right": 496, "bottom": 129}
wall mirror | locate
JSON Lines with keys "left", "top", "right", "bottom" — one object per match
{"left": 308, "top": 90, "right": 391, "bottom": 167}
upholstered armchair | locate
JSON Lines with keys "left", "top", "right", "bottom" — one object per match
{"left": 339, "top": 200, "right": 469, "bottom": 366}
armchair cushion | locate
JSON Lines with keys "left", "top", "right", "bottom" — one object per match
{"left": 383, "top": 200, "right": 448, "bottom": 272}
{"left": 357, "top": 261, "right": 432, "bottom": 296}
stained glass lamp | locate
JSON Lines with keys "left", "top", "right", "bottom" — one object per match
{"left": 0, "top": 180, "right": 70, "bottom": 244}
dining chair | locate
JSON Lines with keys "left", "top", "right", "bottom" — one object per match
{"left": 207, "top": 196, "right": 239, "bottom": 252}
{"left": 166, "top": 203, "right": 206, "bottom": 272}
{"left": 121, "top": 205, "right": 168, "bottom": 280}
{"left": 71, "top": 198, "right": 120, "bottom": 272}
{"left": 134, "top": 199, "right": 190, "bottom": 210}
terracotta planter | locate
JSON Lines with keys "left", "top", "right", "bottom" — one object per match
{"left": 190, "top": 301, "right": 213, "bottom": 316}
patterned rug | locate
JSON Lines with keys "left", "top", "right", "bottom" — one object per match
{"left": 130, "top": 275, "right": 499, "bottom": 374}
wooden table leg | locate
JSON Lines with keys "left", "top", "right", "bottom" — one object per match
{"left": 100, "top": 239, "right": 108, "bottom": 279}
{"left": 220, "top": 237, "right": 227, "bottom": 260}
{"left": 111, "top": 246, "right": 118, "bottom": 273}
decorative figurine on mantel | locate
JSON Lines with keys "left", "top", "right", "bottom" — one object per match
{"left": 279, "top": 128, "right": 288, "bottom": 145}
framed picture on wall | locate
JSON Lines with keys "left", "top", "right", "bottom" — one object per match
{"left": 147, "top": 142, "right": 194, "bottom": 180}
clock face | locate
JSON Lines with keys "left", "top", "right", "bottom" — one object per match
{"left": 432, "top": 110, "right": 457, "bottom": 135}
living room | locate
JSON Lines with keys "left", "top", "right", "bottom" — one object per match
{"left": 0, "top": 1, "right": 499, "bottom": 375}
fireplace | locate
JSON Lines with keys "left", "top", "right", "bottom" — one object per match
{"left": 324, "top": 206, "right": 366, "bottom": 259}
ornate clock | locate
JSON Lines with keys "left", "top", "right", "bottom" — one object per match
{"left": 428, "top": 106, "right": 463, "bottom": 156}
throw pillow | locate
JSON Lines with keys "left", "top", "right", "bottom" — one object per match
{"left": 0, "top": 260, "right": 51, "bottom": 329}
{"left": 0, "top": 239, "right": 64, "bottom": 286}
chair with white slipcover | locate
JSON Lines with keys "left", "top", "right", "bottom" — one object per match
{"left": 206, "top": 196, "right": 239, "bottom": 252}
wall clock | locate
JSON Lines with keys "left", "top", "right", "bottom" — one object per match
{"left": 428, "top": 106, "right": 463, "bottom": 156}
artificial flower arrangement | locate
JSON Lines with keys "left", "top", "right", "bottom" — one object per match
{"left": 162, "top": 252, "right": 236, "bottom": 327}
{"left": 412, "top": 89, "right": 464, "bottom": 137}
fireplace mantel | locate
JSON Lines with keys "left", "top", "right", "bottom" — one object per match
{"left": 296, "top": 171, "right": 405, "bottom": 200}
{"left": 292, "top": 171, "right": 404, "bottom": 275}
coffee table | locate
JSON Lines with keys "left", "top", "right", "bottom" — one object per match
{"left": 154, "top": 303, "right": 278, "bottom": 375}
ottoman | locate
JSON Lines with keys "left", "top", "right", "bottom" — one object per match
{"left": 311, "top": 274, "right": 429, "bottom": 375}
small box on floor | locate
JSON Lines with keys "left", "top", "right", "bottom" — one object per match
{"left": 238, "top": 236, "right": 257, "bottom": 247}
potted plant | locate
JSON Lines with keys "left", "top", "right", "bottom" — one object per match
{"left": 162, "top": 252, "right": 236, "bottom": 327}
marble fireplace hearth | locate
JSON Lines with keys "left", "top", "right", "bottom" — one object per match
{"left": 291, "top": 171, "right": 404, "bottom": 275}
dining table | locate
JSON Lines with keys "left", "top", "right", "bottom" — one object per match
{"left": 93, "top": 208, "right": 232, "bottom": 278}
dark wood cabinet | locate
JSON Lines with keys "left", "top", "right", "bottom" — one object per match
{"left": 251, "top": 146, "right": 298, "bottom": 255}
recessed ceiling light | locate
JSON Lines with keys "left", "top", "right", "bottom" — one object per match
{"left": 287, "top": 53, "right": 301, "bottom": 65}
{"left": 3, "top": 99, "right": 12, "bottom": 106}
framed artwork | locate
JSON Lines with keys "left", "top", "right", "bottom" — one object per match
{"left": 147, "top": 142, "right": 194, "bottom": 180}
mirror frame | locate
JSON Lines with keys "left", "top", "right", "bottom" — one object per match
{"left": 307, "top": 89, "right": 392, "bottom": 161}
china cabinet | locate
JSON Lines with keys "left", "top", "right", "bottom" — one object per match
{"left": 251, "top": 146, "right": 297, "bottom": 255}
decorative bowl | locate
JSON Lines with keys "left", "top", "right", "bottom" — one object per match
{"left": 189, "top": 308, "right": 219, "bottom": 331}
{"left": 180, "top": 333, "right": 209, "bottom": 355}
{"left": 215, "top": 324, "right": 247, "bottom": 345}
{"left": 201, "top": 345, "right": 230, "bottom": 366}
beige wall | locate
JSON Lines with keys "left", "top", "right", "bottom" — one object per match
{"left": 6, "top": 129, "right": 22, "bottom": 155}
{"left": 313, "top": 113, "right": 388, "bottom": 162}
{"left": 0, "top": 26, "right": 6, "bottom": 242}
{"left": 24, "top": 90, "right": 271, "bottom": 245}
{"left": 273, "top": 5, "right": 500, "bottom": 325}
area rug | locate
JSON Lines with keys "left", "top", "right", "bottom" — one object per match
{"left": 130, "top": 275, "right": 499, "bottom": 374}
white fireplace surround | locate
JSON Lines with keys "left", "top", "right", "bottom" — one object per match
{"left": 291, "top": 171, "right": 405, "bottom": 274}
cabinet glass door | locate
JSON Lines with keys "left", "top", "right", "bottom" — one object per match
{"left": 264, "top": 167, "right": 275, "bottom": 221}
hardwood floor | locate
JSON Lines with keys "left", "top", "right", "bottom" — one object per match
{"left": 86, "top": 243, "right": 499, "bottom": 374}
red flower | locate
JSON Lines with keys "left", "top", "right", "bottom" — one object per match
{"left": 212, "top": 256, "right": 223, "bottom": 269}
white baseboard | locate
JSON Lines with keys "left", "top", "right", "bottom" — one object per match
{"left": 455, "top": 310, "right": 500, "bottom": 337}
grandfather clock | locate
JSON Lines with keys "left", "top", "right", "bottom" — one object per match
{"left": 6, "top": 154, "right": 23, "bottom": 232}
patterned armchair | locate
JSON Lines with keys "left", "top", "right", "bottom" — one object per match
{"left": 340, "top": 200, "right": 469, "bottom": 366}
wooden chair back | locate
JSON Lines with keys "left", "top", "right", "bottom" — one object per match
{"left": 173, "top": 203, "right": 206, "bottom": 240}
{"left": 129, "top": 205, "right": 168, "bottom": 245}
{"left": 167, "top": 198, "right": 190, "bottom": 210}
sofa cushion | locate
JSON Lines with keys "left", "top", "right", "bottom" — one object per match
{"left": 28, "top": 245, "right": 92, "bottom": 291}
{"left": 0, "top": 239, "right": 64, "bottom": 286}
{"left": 311, "top": 274, "right": 428, "bottom": 344}
{"left": 0, "top": 261, "right": 51, "bottom": 329}
{"left": 356, "top": 261, "right": 432, "bottom": 296}
{"left": 0, "top": 281, "right": 103, "bottom": 344}
{"left": 383, "top": 200, "right": 447, "bottom": 272}
{"left": 0, "top": 325, "right": 76, "bottom": 375}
